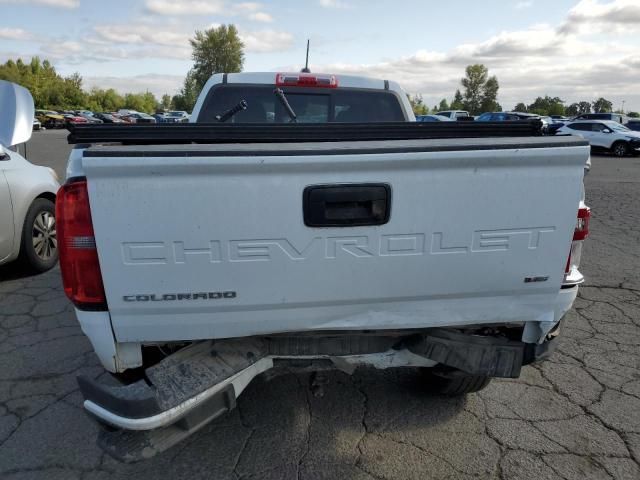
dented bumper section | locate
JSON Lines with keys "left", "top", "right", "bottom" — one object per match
{"left": 80, "top": 330, "right": 558, "bottom": 462}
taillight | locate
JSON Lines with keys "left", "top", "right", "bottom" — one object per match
{"left": 56, "top": 179, "right": 107, "bottom": 310}
{"left": 275, "top": 73, "right": 338, "bottom": 88}
{"left": 573, "top": 207, "right": 590, "bottom": 241}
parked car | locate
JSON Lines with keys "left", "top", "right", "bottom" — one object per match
{"left": 550, "top": 115, "right": 569, "bottom": 121}
{"left": 153, "top": 113, "right": 167, "bottom": 123}
{"left": 571, "top": 113, "right": 626, "bottom": 124}
{"left": 435, "top": 110, "right": 471, "bottom": 120}
{"left": 555, "top": 120, "right": 640, "bottom": 156}
{"left": 624, "top": 119, "right": 640, "bottom": 132}
{"left": 163, "top": 110, "right": 190, "bottom": 123}
{"left": 122, "top": 112, "right": 157, "bottom": 124}
{"left": 77, "top": 113, "right": 103, "bottom": 124}
{"left": 32, "top": 118, "right": 41, "bottom": 131}
{"left": 476, "top": 112, "right": 521, "bottom": 121}
{"left": 35, "top": 109, "right": 65, "bottom": 129}
{"left": 93, "top": 112, "right": 125, "bottom": 124}
{"left": 58, "top": 71, "right": 589, "bottom": 460}
{"left": 415, "top": 114, "right": 453, "bottom": 122}
{"left": 0, "top": 81, "right": 60, "bottom": 272}
{"left": 61, "top": 114, "right": 89, "bottom": 125}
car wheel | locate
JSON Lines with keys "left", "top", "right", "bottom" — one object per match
{"left": 20, "top": 198, "right": 58, "bottom": 272}
{"left": 421, "top": 368, "right": 491, "bottom": 396}
{"left": 611, "top": 141, "right": 628, "bottom": 157}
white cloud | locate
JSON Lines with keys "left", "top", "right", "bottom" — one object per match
{"left": 83, "top": 74, "right": 185, "bottom": 97}
{"left": 515, "top": 1, "right": 533, "bottom": 9}
{"left": 144, "top": 0, "right": 225, "bottom": 15}
{"left": 240, "top": 29, "right": 294, "bottom": 53}
{"left": 93, "top": 24, "right": 191, "bottom": 47}
{"left": 0, "top": 28, "right": 34, "bottom": 41}
{"left": 248, "top": 12, "right": 273, "bottom": 22}
{"left": 0, "top": 0, "right": 79, "bottom": 8}
{"left": 319, "top": 0, "right": 351, "bottom": 8}
{"left": 560, "top": 0, "right": 640, "bottom": 34}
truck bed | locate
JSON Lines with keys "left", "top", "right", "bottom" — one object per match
{"left": 76, "top": 135, "right": 588, "bottom": 343}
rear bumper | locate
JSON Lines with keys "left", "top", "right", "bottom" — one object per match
{"left": 80, "top": 328, "right": 560, "bottom": 431}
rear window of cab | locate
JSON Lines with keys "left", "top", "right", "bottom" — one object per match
{"left": 197, "top": 85, "right": 406, "bottom": 123}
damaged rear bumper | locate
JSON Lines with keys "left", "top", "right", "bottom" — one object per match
{"left": 79, "top": 328, "right": 558, "bottom": 461}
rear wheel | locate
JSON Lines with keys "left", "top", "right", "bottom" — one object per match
{"left": 20, "top": 198, "right": 58, "bottom": 272}
{"left": 421, "top": 368, "right": 492, "bottom": 396}
{"left": 611, "top": 141, "right": 628, "bottom": 157}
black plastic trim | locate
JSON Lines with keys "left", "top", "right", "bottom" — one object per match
{"left": 78, "top": 375, "right": 162, "bottom": 419}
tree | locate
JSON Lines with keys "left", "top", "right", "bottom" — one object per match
{"left": 527, "top": 96, "right": 565, "bottom": 116}
{"left": 172, "top": 70, "right": 199, "bottom": 112}
{"left": 161, "top": 94, "right": 172, "bottom": 110}
{"left": 450, "top": 90, "right": 464, "bottom": 110}
{"left": 407, "top": 94, "right": 428, "bottom": 115}
{"left": 479, "top": 75, "right": 500, "bottom": 112}
{"left": 438, "top": 98, "right": 449, "bottom": 112}
{"left": 460, "top": 64, "right": 499, "bottom": 115}
{"left": 592, "top": 97, "right": 613, "bottom": 113}
{"left": 628, "top": 111, "right": 639, "bottom": 118}
{"left": 566, "top": 101, "right": 591, "bottom": 116}
{"left": 190, "top": 25, "right": 244, "bottom": 91}
{"left": 513, "top": 103, "right": 527, "bottom": 112}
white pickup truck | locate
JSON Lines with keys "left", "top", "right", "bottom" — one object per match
{"left": 55, "top": 72, "right": 590, "bottom": 461}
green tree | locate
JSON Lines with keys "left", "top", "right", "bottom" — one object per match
{"left": 450, "top": 90, "right": 464, "bottom": 110}
{"left": 527, "top": 96, "right": 565, "bottom": 116}
{"left": 592, "top": 97, "right": 613, "bottom": 113}
{"left": 628, "top": 111, "right": 639, "bottom": 118}
{"left": 460, "top": 64, "right": 499, "bottom": 115}
{"left": 479, "top": 75, "right": 500, "bottom": 112}
{"left": 407, "top": 94, "right": 428, "bottom": 115}
{"left": 190, "top": 24, "right": 244, "bottom": 91}
{"left": 513, "top": 102, "right": 527, "bottom": 112}
{"left": 438, "top": 98, "right": 449, "bottom": 111}
{"left": 566, "top": 102, "right": 591, "bottom": 116}
{"left": 172, "top": 70, "right": 199, "bottom": 112}
{"left": 161, "top": 94, "right": 172, "bottom": 110}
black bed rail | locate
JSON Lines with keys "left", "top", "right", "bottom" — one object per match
{"left": 67, "top": 120, "right": 543, "bottom": 145}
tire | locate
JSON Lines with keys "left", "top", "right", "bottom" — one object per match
{"left": 20, "top": 198, "right": 58, "bottom": 272}
{"left": 421, "top": 369, "right": 492, "bottom": 396}
{"left": 611, "top": 141, "right": 628, "bottom": 157}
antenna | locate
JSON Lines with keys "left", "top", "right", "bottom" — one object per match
{"left": 301, "top": 39, "right": 310, "bottom": 73}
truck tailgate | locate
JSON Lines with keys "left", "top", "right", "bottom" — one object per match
{"left": 81, "top": 137, "right": 588, "bottom": 342}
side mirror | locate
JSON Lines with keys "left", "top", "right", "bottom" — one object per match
{"left": 0, "top": 80, "right": 34, "bottom": 148}
{"left": 603, "top": 128, "right": 612, "bottom": 133}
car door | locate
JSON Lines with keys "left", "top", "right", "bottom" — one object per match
{"left": 589, "top": 122, "right": 610, "bottom": 148}
{"left": 0, "top": 151, "right": 15, "bottom": 262}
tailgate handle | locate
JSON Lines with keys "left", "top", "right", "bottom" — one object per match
{"left": 303, "top": 184, "right": 391, "bottom": 227}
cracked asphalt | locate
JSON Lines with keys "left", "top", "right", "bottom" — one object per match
{"left": 1, "top": 129, "right": 639, "bottom": 479}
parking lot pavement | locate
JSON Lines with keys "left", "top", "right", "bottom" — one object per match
{"left": 1, "top": 133, "right": 639, "bottom": 480}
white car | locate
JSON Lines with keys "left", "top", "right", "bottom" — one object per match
{"left": 556, "top": 120, "right": 640, "bottom": 157}
{"left": 0, "top": 81, "right": 60, "bottom": 272}
{"left": 435, "top": 110, "right": 471, "bottom": 120}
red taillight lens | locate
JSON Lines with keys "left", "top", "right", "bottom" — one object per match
{"left": 56, "top": 179, "right": 107, "bottom": 310}
{"left": 573, "top": 207, "right": 590, "bottom": 241}
{"left": 275, "top": 73, "right": 338, "bottom": 88}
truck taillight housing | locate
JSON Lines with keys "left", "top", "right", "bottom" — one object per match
{"left": 56, "top": 179, "right": 107, "bottom": 310}
{"left": 275, "top": 73, "right": 338, "bottom": 88}
{"left": 573, "top": 207, "right": 590, "bottom": 241}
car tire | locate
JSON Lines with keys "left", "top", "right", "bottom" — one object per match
{"left": 20, "top": 198, "right": 58, "bottom": 272}
{"left": 421, "top": 369, "right": 492, "bottom": 396}
{"left": 611, "top": 141, "right": 628, "bottom": 157}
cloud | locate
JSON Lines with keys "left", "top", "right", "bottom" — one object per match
{"left": 0, "top": 28, "right": 34, "bottom": 41}
{"left": 0, "top": 0, "right": 79, "bottom": 8}
{"left": 240, "top": 29, "right": 294, "bottom": 53}
{"left": 93, "top": 24, "right": 191, "bottom": 47}
{"left": 83, "top": 74, "right": 185, "bottom": 97}
{"left": 319, "top": 0, "right": 351, "bottom": 9}
{"left": 560, "top": 0, "right": 640, "bottom": 34}
{"left": 248, "top": 12, "right": 273, "bottom": 22}
{"left": 515, "top": 1, "right": 533, "bottom": 8}
{"left": 144, "top": 0, "right": 225, "bottom": 15}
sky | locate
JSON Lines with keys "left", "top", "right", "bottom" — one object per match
{"left": 1, "top": 0, "right": 639, "bottom": 111}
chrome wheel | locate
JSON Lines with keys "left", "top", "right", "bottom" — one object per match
{"left": 32, "top": 211, "right": 57, "bottom": 260}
